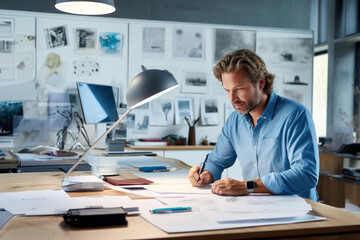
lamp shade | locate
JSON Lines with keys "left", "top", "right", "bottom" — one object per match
{"left": 55, "top": 0, "right": 115, "bottom": 15}
{"left": 126, "top": 69, "right": 179, "bottom": 109}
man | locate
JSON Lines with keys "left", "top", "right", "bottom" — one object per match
{"left": 188, "top": 49, "right": 319, "bottom": 201}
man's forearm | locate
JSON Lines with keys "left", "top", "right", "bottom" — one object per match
{"left": 252, "top": 179, "right": 273, "bottom": 194}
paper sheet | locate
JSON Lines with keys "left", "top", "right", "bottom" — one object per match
{"left": 110, "top": 185, "right": 184, "bottom": 198}
{"left": 0, "top": 189, "right": 71, "bottom": 215}
{"left": 140, "top": 194, "right": 323, "bottom": 233}
{"left": 140, "top": 208, "right": 325, "bottom": 233}
{"left": 0, "top": 189, "right": 158, "bottom": 216}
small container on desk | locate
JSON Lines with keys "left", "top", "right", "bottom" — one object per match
{"left": 188, "top": 126, "right": 196, "bottom": 145}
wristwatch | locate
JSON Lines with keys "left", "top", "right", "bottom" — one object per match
{"left": 246, "top": 181, "right": 256, "bottom": 193}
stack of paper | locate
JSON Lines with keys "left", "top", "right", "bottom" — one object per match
{"left": 62, "top": 175, "right": 104, "bottom": 192}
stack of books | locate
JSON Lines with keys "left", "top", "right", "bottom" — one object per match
{"left": 126, "top": 138, "right": 168, "bottom": 147}
{"left": 341, "top": 167, "right": 360, "bottom": 181}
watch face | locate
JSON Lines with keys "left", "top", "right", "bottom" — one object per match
{"left": 246, "top": 181, "right": 255, "bottom": 189}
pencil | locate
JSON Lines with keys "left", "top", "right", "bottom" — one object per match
{"left": 196, "top": 153, "right": 209, "bottom": 183}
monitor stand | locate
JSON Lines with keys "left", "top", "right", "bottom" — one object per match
{"left": 95, "top": 123, "right": 107, "bottom": 149}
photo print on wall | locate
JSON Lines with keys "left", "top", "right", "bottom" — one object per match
{"left": 214, "top": 29, "right": 255, "bottom": 62}
{"left": 172, "top": 27, "right": 205, "bottom": 60}
{"left": 142, "top": 26, "right": 165, "bottom": 59}
{"left": 181, "top": 70, "right": 208, "bottom": 94}
{"left": 175, "top": 98, "right": 194, "bottom": 125}
{"left": 74, "top": 28, "right": 97, "bottom": 55}
{"left": 149, "top": 98, "right": 174, "bottom": 126}
{"left": 99, "top": 32, "right": 123, "bottom": 56}
{"left": 200, "top": 97, "right": 219, "bottom": 125}
{"left": 0, "top": 18, "right": 14, "bottom": 38}
{"left": 44, "top": 25, "right": 68, "bottom": 49}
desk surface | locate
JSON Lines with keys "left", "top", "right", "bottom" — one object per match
{"left": 1, "top": 157, "right": 360, "bottom": 240}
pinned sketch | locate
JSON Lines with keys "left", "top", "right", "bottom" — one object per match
{"left": 142, "top": 27, "right": 165, "bottom": 58}
{"left": 284, "top": 75, "right": 308, "bottom": 85}
{"left": 127, "top": 103, "right": 149, "bottom": 133}
{"left": 99, "top": 32, "right": 123, "bottom": 55}
{"left": 256, "top": 37, "right": 312, "bottom": 66}
{"left": 175, "top": 98, "right": 194, "bottom": 125}
{"left": 0, "top": 101, "right": 23, "bottom": 135}
{"left": 14, "top": 35, "right": 35, "bottom": 80}
{"left": 283, "top": 89, "right": 304, "bottom": 104}
{"left": 215, "top": 29, "right": 255, "bottom": 62}
{"left": 13, "top": 118, "right": 48, "bottom": 146}
{"left": 172, "top": 27, "right": 205, "bottom": 60}
{"left": 66, "top": 88, "right": 83, "bottom": 120}
{"left": 224, "top": 101, "right": 234, "bottom": 123}
{"left": 37, "top": 53, "right": 65, "bottom": 102}
{"left": 181, "top": 70, "right": 208, "bottom": 94}
{"left": 74, "top": 28, "right": 96, "bottom": 55}
{"left": 16, "top": 52, "right": 34, "bottom": 80}
{"left": 201, "top": 97, "right": 219, "bottom": 125}
{"left": 44, "top": 25, "right": 68, "bottom": 49}
{"left": 48, "top": 92, "right": 72, "bottom": 130}
{"left": 149, "top": 98, "right": 174, "bottom": 126}
{"left": 0, "top": 40, "right": 15, "bottom": 81}
{"left": 0, "top": 18, "right": 14, "bottom": 38}
{"left": 73, "top": 57, "right": 100, "bottom": 76}
{"left": 0, "top": 40, "right": 12, "bottom": 53}
{"left": 273, "top": 66, "right": 310, "bottom": 88}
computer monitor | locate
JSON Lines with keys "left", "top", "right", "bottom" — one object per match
{"left": 76, "top": 82, "right": 119, "bottom": 124}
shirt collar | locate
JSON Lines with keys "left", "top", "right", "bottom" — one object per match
{"left": 261, "top": 92, "right": 277, "bottom": 120}
{"left": 243, "top": 92, "right": 277, "bottom": 122}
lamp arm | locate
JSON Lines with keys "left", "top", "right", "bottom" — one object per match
{"left": 62, "top": 108, "right": 132, "bottom": 181}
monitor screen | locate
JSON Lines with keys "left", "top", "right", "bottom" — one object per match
{"left": 77, "top": 82, "right": 119, "bottom": 124}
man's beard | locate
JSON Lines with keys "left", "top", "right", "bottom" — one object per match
{"left": 233, "top": 92, "right": 262, "bottom": 115}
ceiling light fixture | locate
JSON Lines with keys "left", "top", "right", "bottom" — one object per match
{"left": 55, "top": 0, "right": 116, "bottom": 15}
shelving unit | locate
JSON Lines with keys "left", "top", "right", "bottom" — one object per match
{"left": 314, "top": 0, "right": 360, "bottom": 138}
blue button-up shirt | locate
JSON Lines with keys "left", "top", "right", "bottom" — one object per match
{"left": 204, "top": 92, "right": 319, "bottom": 201}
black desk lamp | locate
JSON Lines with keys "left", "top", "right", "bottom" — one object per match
{"left": 62, "top": 69, "right": 178, "bottom": 191}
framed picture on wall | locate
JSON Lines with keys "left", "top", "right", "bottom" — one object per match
{"left": 74, "top": 28, "right": 97, "bottom": 55}
{"left": 149, "top": 98, "right": 174, "bottom": 126}
{"left": 142, "top": 26, "right": 165, "bottom": 59}
{"left": 175, "top": 97, "right": 194, "bottom": 125}
{"left": 200, "top": 97, "right": 219, "bottom": 125}
{"left": 214, "top": 28, "right": 256, "bottom": 62}
{"left": 0, "top": 18, "right": 14, "bottom": 38}
{"left": 181, "top": 70, "right": 208, "bottom": 93}
{"left": 44, "top": 25, "right": 68, "bottom": 49}
{"left": 172, "top": 27, "right": 205, "bottom": 60}
{"left": 99, "top": 32, "right": 123, "bottom": 56}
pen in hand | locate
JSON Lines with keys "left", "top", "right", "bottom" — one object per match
{"left": 196, "top": 154, "right": 209, "bottom": 184}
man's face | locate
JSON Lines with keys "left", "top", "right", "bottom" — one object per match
{"left": 222, "top": 69, "right": 264, "bottom": 114}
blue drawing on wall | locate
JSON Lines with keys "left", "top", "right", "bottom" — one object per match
{"left": 99, "top": 32, "right": 123, "bottom": 55}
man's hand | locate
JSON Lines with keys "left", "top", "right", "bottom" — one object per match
{"left": 188, "top": 166, "right": 213, "bottom": 187}
{"left": 211, "top": 178, "right": 248, "bottom": 195}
